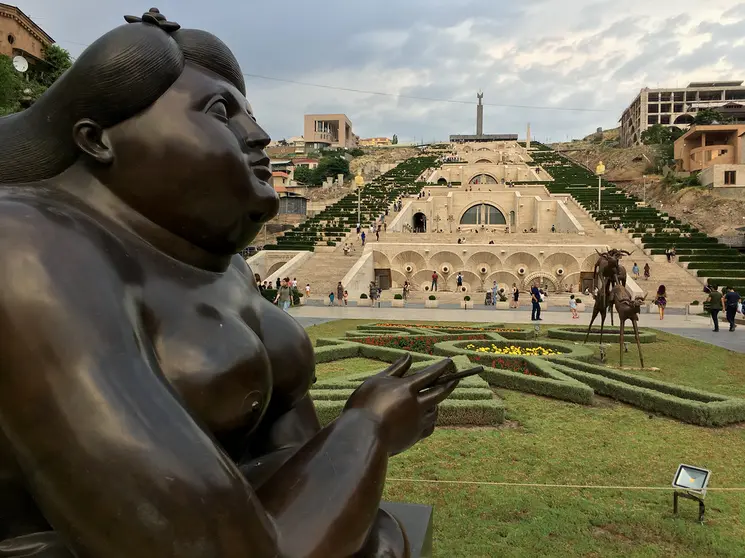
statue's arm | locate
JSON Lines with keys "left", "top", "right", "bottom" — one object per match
{"left": 0, "top": 207, "right": 388, "bottom": 558}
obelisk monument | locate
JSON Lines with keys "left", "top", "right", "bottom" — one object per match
{"left": 476, "top": 90, "right": 484, "bottom": 136}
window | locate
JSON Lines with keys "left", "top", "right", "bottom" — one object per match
{"left": 724, "top": 170, "right": 736, "bottom": 185}
{"left": 460, "top": 204, "right": 506, "bottom": 225}
{"left": 648, "top": 115, "right": 658, "bottom": 125}
{"left": 660, "top": 103, "right": 671, "bottom": 113}
{"left": 7, "top": 34, "right": 15, "bottom": 45}
{"left": 660, "top": 115, "right": 671, "bottom": 125}
{"left": 648, "top": 104, "right": 659, "bottom": 113}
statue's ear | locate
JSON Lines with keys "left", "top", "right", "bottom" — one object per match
{"left": 73, "top": 119, "right": 114, "bottom": 165}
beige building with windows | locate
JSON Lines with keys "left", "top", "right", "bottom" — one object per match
{"left": 359, "top": 137, "right": 391, "bottom": 147}
{"left": 303, "top": 114, "right": 358, "bottom": 149}
{"left": 620, "top": 81, "right": 745, "bottom": 147}
{"left": 0, "top": 3, "right": 53, "bottom": 64}
{"left": 674, "top": 124, "right": 745, "bottom": 190}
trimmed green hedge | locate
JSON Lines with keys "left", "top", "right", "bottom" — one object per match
{"left": 547, "top": 327, "right": 657, "bottom": 344}
{"left": 550, "top": 358, "right": 745, "bottom": 426}
{"left": 311, "top": 322, "right": 745, "bottom": 427}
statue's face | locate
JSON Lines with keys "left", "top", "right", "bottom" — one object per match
{"left": 99, "top": 64, "right": 278, "bottom": 254}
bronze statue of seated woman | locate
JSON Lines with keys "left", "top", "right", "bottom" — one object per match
{"left": 0, "top": 9, "right": 464, "bottom": 558}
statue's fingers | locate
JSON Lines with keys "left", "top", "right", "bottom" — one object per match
{"left": 406, "top": 359, "right": 452, "bottom": 390}
{"left": 417, "top": 378, "right": 459, "bottom": 407}
{"left": 376, "top": 354, "right": 412, "bottom": 378}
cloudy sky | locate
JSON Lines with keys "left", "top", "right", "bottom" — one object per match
{"left": 21, "top": 0, "right": 745, "bottom": 143}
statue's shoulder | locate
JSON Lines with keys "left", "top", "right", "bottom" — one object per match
{"left": 0, "top": 191, "right": 125, "bottom": 282}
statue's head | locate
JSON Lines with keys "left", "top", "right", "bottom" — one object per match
{"left": 0, "top": 8, "right": 278, "bottom": 254}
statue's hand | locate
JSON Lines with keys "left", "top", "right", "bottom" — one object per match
{"left": 344, "top": 355, "right": 458, "bottom": 456}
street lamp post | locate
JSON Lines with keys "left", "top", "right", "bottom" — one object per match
{"left": 642, "top": 174, "right": 646, "bottom": 204}
{"left": 596, "top": 161, "right": 606, "bottom": 211}
{"left": 355, "top": 174, "right": 364, "bottom": 227}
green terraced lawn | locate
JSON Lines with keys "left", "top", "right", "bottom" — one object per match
{"left": 306, "top": 320, "right": 745, "bottom": 558}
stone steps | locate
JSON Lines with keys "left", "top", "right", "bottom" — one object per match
{"left": 290, "top": 253, "right": 359, "bottom": 300}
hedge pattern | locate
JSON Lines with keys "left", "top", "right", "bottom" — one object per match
{"left": 547, "top": 327, "right": 657, "bottom": 344}
{"left": 311, "top": 323, "right": 745, "bottom": 427}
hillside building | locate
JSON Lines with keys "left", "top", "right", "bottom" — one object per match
{"left": 620, "top": 81, "right": 745, "bottom": 147}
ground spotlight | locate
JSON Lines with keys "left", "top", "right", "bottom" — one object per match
{"left": 672, "top": 464, "right": 711, "bottom": 523}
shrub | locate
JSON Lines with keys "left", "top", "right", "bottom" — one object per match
{"left": 464, "top": 296, "right": 471, "bottom": 301}
{"left": 575, "top": 298, "right": 582, "bottom": 304}
{"left": 360, "top": 293, "right": 368, "bottom": 299}
{"left": 429, "top": 295, "right": 437, "bottom": 300}
{"left": 394, "top": 294, "right": 403, "bottom": 300}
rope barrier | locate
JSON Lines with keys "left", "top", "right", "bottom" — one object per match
{"left": 386, "top": 478, "right": 745, "bottom": 492}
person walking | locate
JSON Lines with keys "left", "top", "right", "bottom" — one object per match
{"left": 569, "top": 294, "right": 579, "bottom": 319}
{"left": 305, "top": 283, "right": 311, "bottom": 298}
{"left": 343, "top": 290, "right": 349, "bottom": 307}
{"left": 491, "top": 282, "right": 498, "bottom": 307}
{"left": 706, "top": 285, "right": 723, "bottom": 332}
{"left": 511, "top": 283, "right": 520, "bottom": 309}
{"left": 724, "top": 286, "right": 741, "bottom": 332}
{"left": 643, "top": 263, "right": 650, "bottom": 281}
{"left": 431, "top": 271, "right": 438, "bottom": 292}
{"left": 654, "top": 285, "right": 667, "bottom": 320}
{"left": 530, "top": 283, "right": 542, "bottom": 321}
{"left": 275, "top": 277, "right": 281, "bottom": 290}
{"left": 375, "top": 227, "right": 380, "bottom": 242}
{"left": 456, "top": 272, "right": 463, "bottom": 290}
{"left": 360, "top": 231, "right": 366, "bottom": 246}
{"left": 273, "top": 278, "right": 293, "bottom": 313}
{"left": 632, "top": 262, "right": 640, "bottom": 280}
{"left": 336, "top": 282, "right": 344, "bottom": 307}
{"left": 402, "top": 281, "right": 409, "bottom": 300}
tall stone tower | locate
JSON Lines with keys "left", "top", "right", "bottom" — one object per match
{"left": 476, "top": 90, "right": 484, "bottom": 136}
{"left": 526, "top": 122, "right": 531, "bottom": 149}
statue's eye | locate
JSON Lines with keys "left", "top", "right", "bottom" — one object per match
{"left": 207, "top": 100, "right": 229, "bottom": 122}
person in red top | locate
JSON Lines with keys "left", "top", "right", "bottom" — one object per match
{"left": 431, "top": 271, "right": 438, "bottom": 292}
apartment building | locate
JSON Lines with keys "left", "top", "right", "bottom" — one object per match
{"left": 620, "top": 81, "right": 745, "bottom": 147}
{"left": 303, "top": 114, "right": 358, "bottom": 149}
{"left": 674, "top": 124, "right": 745, "bottom": 189}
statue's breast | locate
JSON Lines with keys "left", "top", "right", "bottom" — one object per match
{"left": 141, "top": 270, "right": 273, "bottom": 434}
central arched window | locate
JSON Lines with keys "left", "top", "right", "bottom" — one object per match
{"left": 469, "top": 174, "right": 497, "bottom": 184}
{"left": 474, "top": 159, "right": 493, "bottom": 164}
{"left": 460, "top": 204, "right": 507, "bottom": 225}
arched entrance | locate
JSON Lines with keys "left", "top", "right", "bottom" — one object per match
{"left": 437, "top": 177, "right": 448, "bottom": 185}
{"left": 460, "top": 203, "right": 507, "bottom": 226}
{"left": 413, "top": 212, "right": 427, "bottom": 233}
{"left": 469, "top": 174, "right": 498, "bottom": 185}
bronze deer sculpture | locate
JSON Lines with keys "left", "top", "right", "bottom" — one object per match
{"left": 584, "top": 290, "right": 614, "bottom": 346}
{"left": 610, "top": 284, "right": 647, "bottom": 368}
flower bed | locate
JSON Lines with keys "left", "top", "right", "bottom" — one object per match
{"left": 465, "top": 343, "right": 562, "bottom": 356}
{"left": 373, "top": 323, "right": 521, "bottom": 333}
{"left": 357, "top": 334, "right": 488, "bottom": 355}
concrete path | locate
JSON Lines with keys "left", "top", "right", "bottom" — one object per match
{"left": 290, "top": 305, "right": 745, "bottom": 354}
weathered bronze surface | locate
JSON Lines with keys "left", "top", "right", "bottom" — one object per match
{"left": 0, "top": 9, "right": 463, "bottom": 557}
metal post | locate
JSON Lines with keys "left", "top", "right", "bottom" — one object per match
{"left": 643, "top": 175, "right": 646, "bottom": 204}
{"left": 357, "top": 186, "right": 361, "bottom": 227}
{"left": 598, "top": 175, "right": 602, "bottom": 211}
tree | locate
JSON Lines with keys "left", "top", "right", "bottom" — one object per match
{"left": 0, "top": 44, "right": 72, "bottom": 115}
{"left": 693, "top": 108, "right": 728, "bottom": 126}
{"left": 293, "top": 165, "right": 314, "bottom": 185}
{"left": 641, "top": 124, "right": 672, "bottom": 145}
{"left": 315, "top": 155, "right": 350, "bottom": 183}
{"left": 33, "top": 44, "right": 72, "bottom": 87}
{"left": 392, "top": 134, "right": 398, "bottom": 145}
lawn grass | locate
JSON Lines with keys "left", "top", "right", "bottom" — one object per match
{"left": 305, "top": 319, "right": 745, "bottom": 557}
